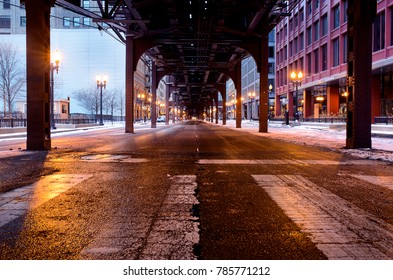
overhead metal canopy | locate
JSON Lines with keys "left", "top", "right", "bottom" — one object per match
{"left": 55, "top": 0, "right": 298, "bottom": 113}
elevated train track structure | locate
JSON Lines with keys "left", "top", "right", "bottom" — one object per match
{"left": 22, "top": 0, "right": 376, "bottom": 150}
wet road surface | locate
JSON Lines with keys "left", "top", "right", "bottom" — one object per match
{"left": 0, "top": 121, "right": 392, "bottom": 259}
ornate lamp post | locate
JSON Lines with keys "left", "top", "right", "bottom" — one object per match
{"left": 96, "top": 74, "right": 107, "bottom": 126}
{"left": 290, "top": 71, "right": 303, "bottom": 120}
{"left": 248, "top": 91, "right": 256, "bottom": 121}
{"left": 50, "top": 50, "right": 61, "bottom": 129}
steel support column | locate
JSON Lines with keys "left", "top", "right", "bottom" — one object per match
{"left": 217, "top": 84, "right": 227, "bottom": 125}
{"left": 346, "top": 0, "right": 377, "bottom": 148}
{"left": 151, "top": 61, "right": 157, "bottom": 128}
{"left": 25, "top": 0, "right": 53, "bottom": 150}
{"left": 235, "top": 64, "right": 242, "bottom": 128}
{"left": 259, "top": 34, "right": 269, "bottom": 133}
{"left": 215, "top": 92, "right": 219, "bottom": 124}
{"left": 165, "top": 76, "right": 170, "bottom": 125}
{"left": 125, "top": 36, "right": 135, "bottom": 133}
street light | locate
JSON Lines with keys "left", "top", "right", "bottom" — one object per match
{"left": 290, "top": 70, "right": 303, "bottom": 121}
{"left": 50, "top": 49, "right": 61, "bottom": 129}
{"left": 268, "top": 84, "right": 273, "bottom": 119}
{"left": 96, "top": 74, "right": 107, "bottom": 126}
{"left": 248, "top": 91, "right": 256, "bottom": 121}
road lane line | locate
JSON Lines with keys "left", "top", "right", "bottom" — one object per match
{"left": 139, "top": 175, "right": 199, "bottom": 260}
{"left": 198, "top": 159, "right": 376, "bottom": 165}
{"left": 0, "top": 174, "right": 92, "bottom": 228}
{"left": 350, "top": 175, "right": 393, "bottom": 191}
{"left": 253, "top": 175, "right": 393, "bottom": 259}
{"left": 80, "top": 175, "right": 199, "bottom": 259}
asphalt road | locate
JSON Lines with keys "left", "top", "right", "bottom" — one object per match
{"left": 0, "top": 121, "right": 392, "bottom": 260}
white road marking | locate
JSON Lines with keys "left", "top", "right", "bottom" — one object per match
{"left": 81, "top": 175, "right": 199, "bottom": 259}
{"left": 0, "top": 174, "right": 92, "bottom": 228}
{"left": 139, "top": 175, "right": 199, "bottom": 259}
{"left": 350, "top": 175, "right": 393, "bottom": 191}
{"left": 198, "top": 159, "right": 375, "bottom": 165}
{"left": 253, "top": 175, "right": 393, "bottom": 259}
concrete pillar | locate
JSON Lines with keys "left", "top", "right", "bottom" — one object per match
{"left": 151, "top": 61, "right": 157, "bottom": 128}
{"left": 125, "top": 36, "right": 135, "bottom": 133}
{"left": 258, "top": 34, "right": 269, "bottom": 132}
{"left": 371, "top": 74, "right": 381, "bottom": 124}
{"left": 327, "top": 86, "right": 339, "bottom": 115}
{"left": 25, "top": 0, "right": 53, "bottom": 150}
{"left": 274, "top": 94, "right": 280, "bottom": 117}
{"left": 346, "top": 0, "right": 376, "bottom": 148}
{"left": 304, "top": 90, "right": 313, "bottom": 118}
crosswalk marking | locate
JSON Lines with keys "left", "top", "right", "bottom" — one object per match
{"left": 80, "top": 175, "right": 199, "bottom": 260}
{"left": 139, "top": 175, "right": 199, "bottom": 260}
{"left": 252, "top": 175, "right": 393, "bottom": 259}
{"left": 350, "top": 175, "right": 393, "bottom": 191}
{"left": 0, "top": 174, "right": 92, "bottom": 228}
{"left": 198, "top": 159, "right": 375, "bottom": 165}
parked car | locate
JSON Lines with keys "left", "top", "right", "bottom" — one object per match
{"left": 157, "top": 116, "right": 166, "bottom": 122}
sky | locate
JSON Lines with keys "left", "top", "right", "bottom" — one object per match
{"left": 0, "top": 29, "right": 125, "bottom": 114}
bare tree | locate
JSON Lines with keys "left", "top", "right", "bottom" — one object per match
{"left": 72, "top": 88, "right": 99, "bottom": 117}
{"left": 0, "top": 43, "right": 26, "bottom": 118}
{"left": 115, "top": 87, "right": 125, "bottom": 119}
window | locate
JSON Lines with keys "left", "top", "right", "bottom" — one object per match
{"left": 299, "top": 32, "right": 304, "bottom": 51}
{"left": 0, "top": 16, "right": 11, "bottom": 28}
{"left": 373, "top": 12, "right": 385, "bottom": 52}
{"left": 294, "top": 37, "right": 298, "bottom": 54}
{"left": 314, "top": 0, "right": 319, "bottom": 9}
{"left": 307, "top": 53, "right": 312, "bottom": 76}
{"left": 333, "top": 5, "right": 340, "bottom": 29}
{"left": 62, "top": 105, "right": 67, "bottom": 114}
{"left": 3, "top": 0, "right": 10, "bottom": 9}
{"left": 268, "top": 62, "right": 275, "bottom": 74}
{"left": 83, "top": 1, "right": 90, "bottom": 8}
{"left": 299, "top": 7, "right": 304, "bottom": 22}
{"left": 314, "top": 49, "right": 319, "bottom": 73}
{"left": 333, "top": 38, "right": 340, "bottom": 67}
{"left": 20, "top": 16, "right": 26, "bottom": 27}
{"left": 307, "top": 1, "right": 312, "bottom": 16}
{"left": 73, "top": 17, "right": 80, "bottom": 27}
{"left": 83, "top": 17, "right": 90, "bottom": 26}
{"left": 343, "top": 0, "right": 348, "bottom": 23}
{"left": 314, "top": 20, "right": 319, "bottom": 42}
{"left": 321, "top": 14, "right": 328, "bottom": 37}
{"left": 391, "top": 8, "right": 393, "bottom": 46}
{"left": 268, "top": 46, "right": 274, "bottom": 58}
{"left": 307, "top": 26, "right": 312, "bottom": 46}
{"left": 321, "top": 44, "right": 328, "bottom": 71}
{"left": 63, "top": 17, "right": 71, "bottom": 27}
{"left": 342, "top": 33, "right": 348, "bottom": 63}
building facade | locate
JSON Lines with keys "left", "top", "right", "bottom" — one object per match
{"left": 276, "top": 0, "right": 393, "bottom": 122}
{"left": 0, "top": 0, "right": 167, "bottom": 120}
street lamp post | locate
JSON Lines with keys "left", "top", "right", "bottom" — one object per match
{"left": 290, "top": 71, "right": 303, "bottom": 121}
{"left": 96, "top": 74, "right": 107, "bottom": 126}
{"left": 248, "top": 92, "right": 256, "bottom": 121}
{"left": 268, "top": 84, "right": 273, "bottom": 119}
{"left": 50, "top": 50, "right": 61, "bottom": 130}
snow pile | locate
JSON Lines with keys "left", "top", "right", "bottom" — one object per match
{"left": 225, "top": 120, "right": 393, "bottom": 163}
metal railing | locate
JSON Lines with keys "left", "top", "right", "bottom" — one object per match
{"left": 271, "top": 116, "right": 347, "bottom": 124}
